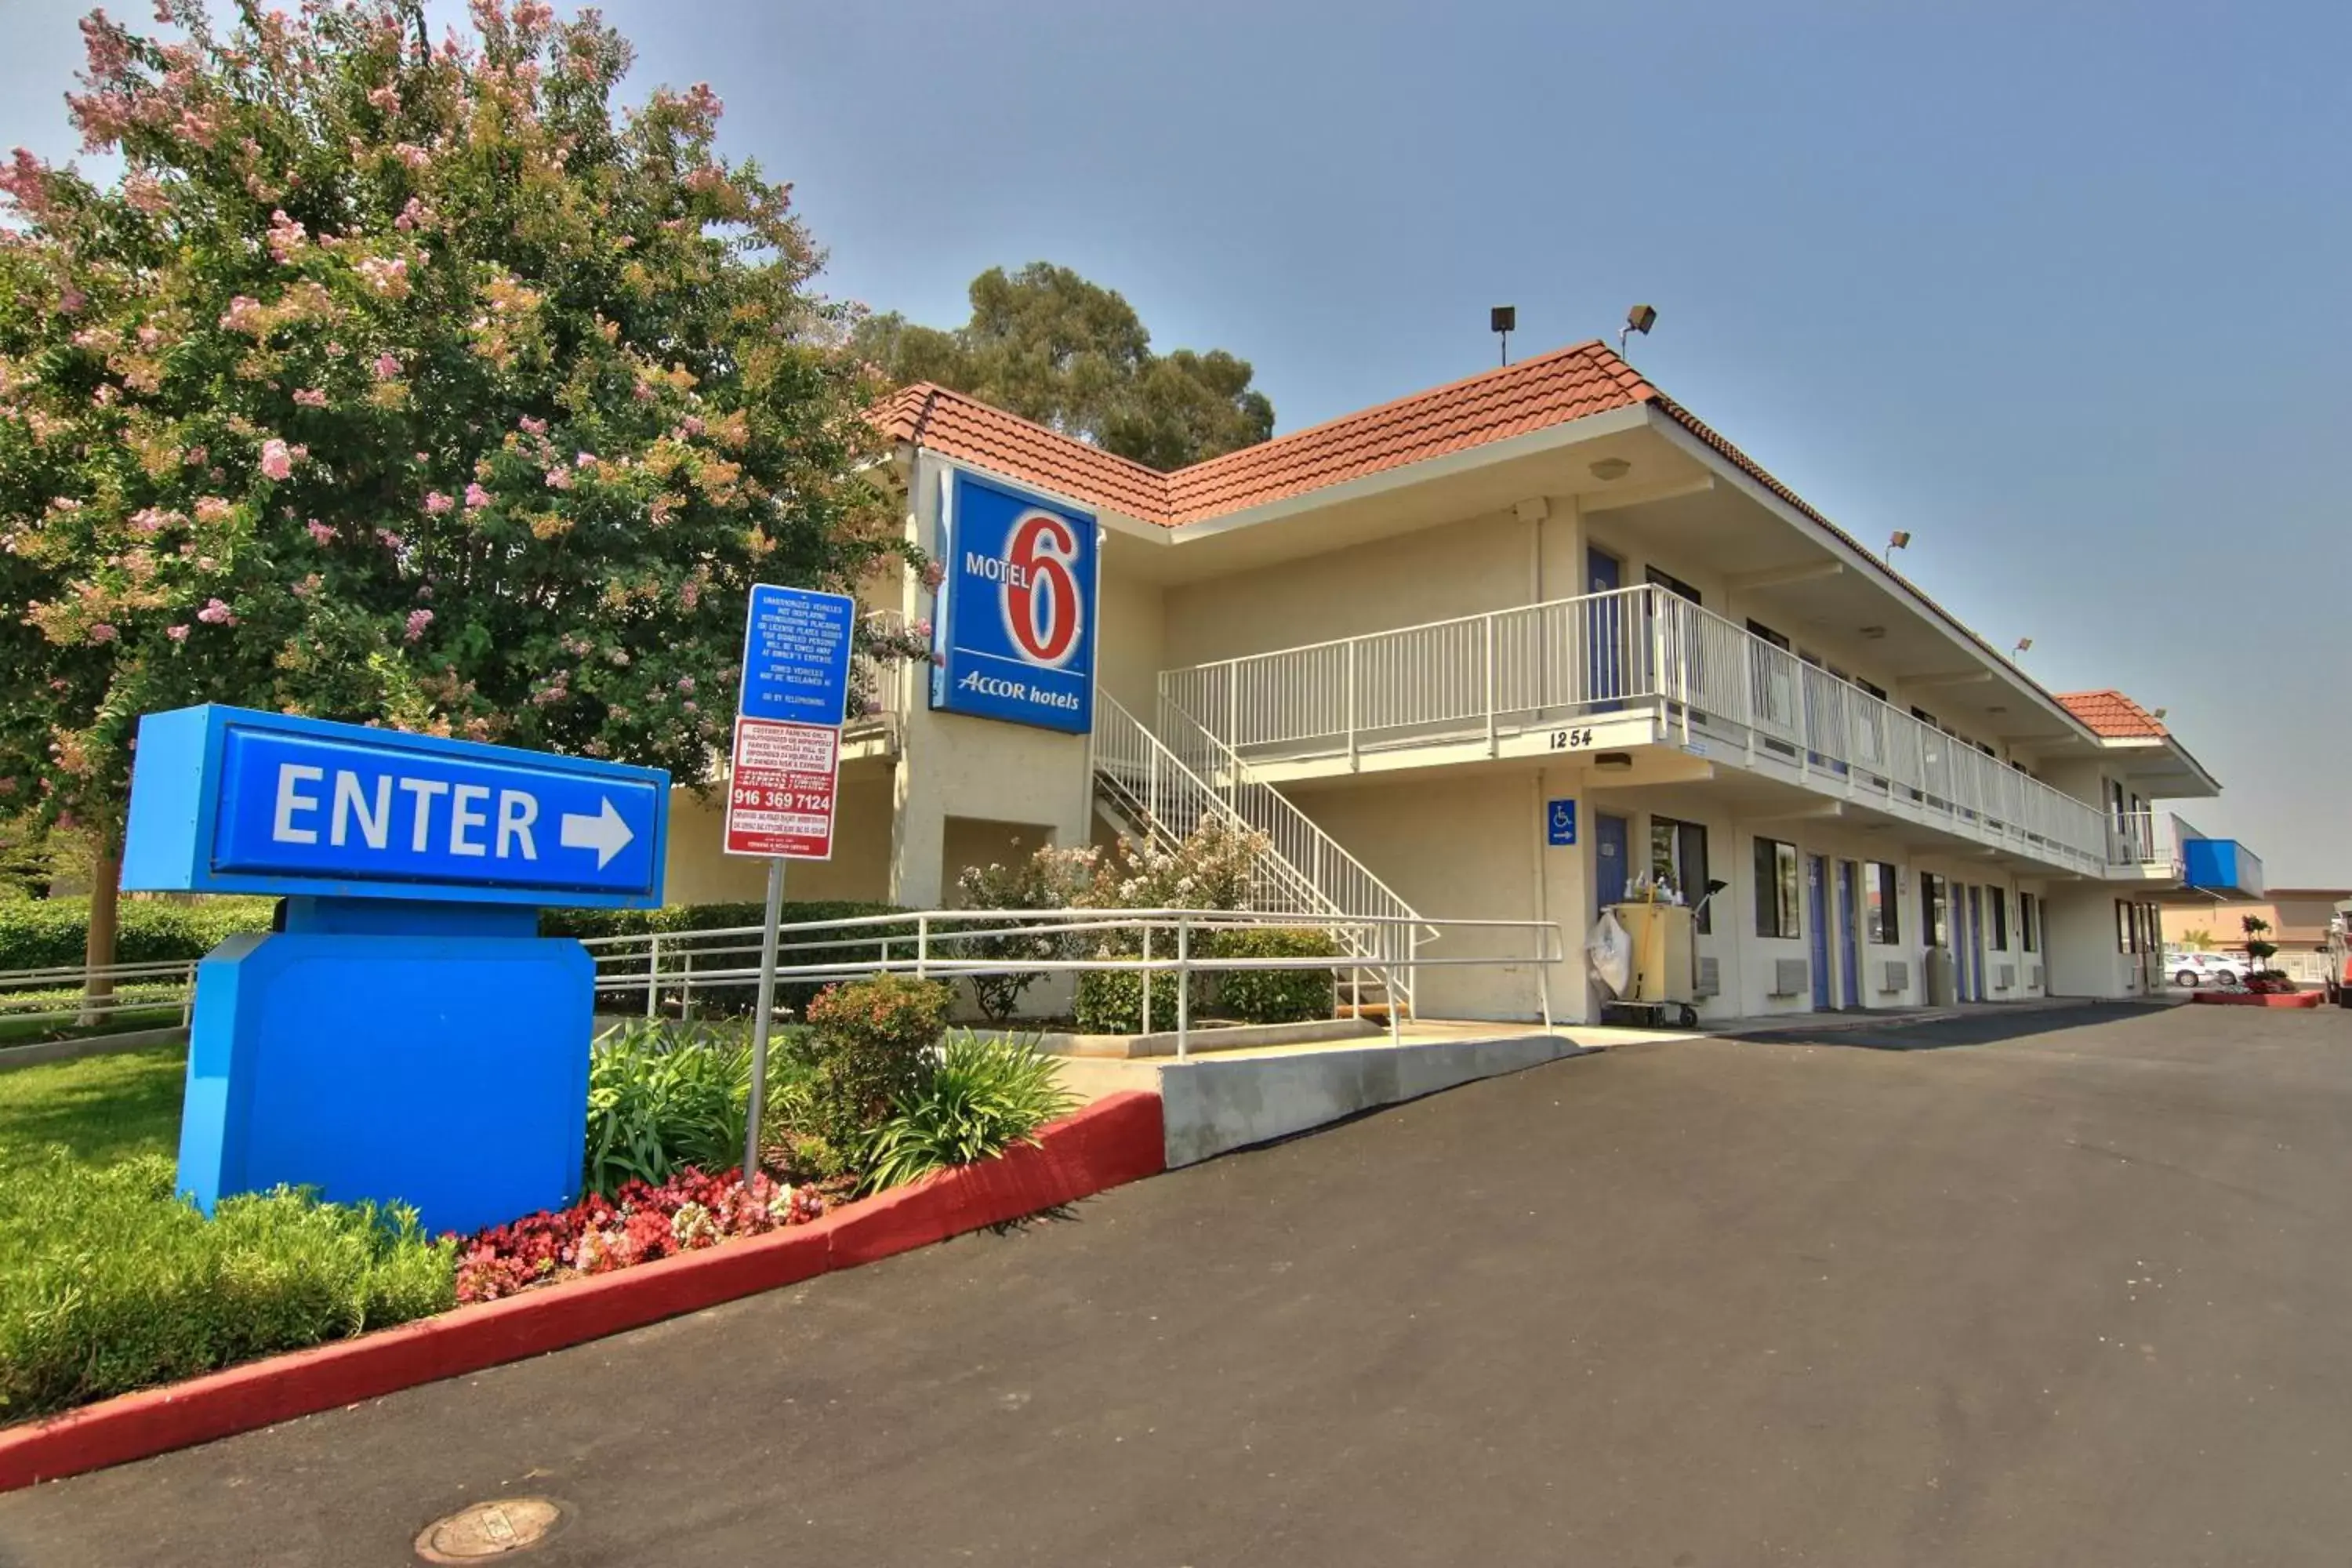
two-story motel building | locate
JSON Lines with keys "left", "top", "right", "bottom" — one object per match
{"left": 666, "top": 340, "right": 2259, "bottom": 1025}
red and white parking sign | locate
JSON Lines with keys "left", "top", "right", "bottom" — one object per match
{"left": 723, "top": 717, "right": 839, "bottom": 860}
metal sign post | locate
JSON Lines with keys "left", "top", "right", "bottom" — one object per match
{"left": 726, "top": 584, "right": 856, "bottom": 1178}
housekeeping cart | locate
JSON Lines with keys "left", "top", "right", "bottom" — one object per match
{"left": 1596, "top": 878, "right": 1726, "bottom": 1030}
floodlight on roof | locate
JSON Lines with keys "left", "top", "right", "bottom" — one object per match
{"left": 1492, "top": 306, "right": 1516, "bottom": 367}
{"left": 1617, "top": 303, "right": 1658, "bottom": 357}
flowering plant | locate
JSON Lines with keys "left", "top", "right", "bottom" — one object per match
{"left": 453, "top": 1164, "right": 824, "bottom": 1305}
{"left": 0, "top": 0, "right": 911, "bottom": 851}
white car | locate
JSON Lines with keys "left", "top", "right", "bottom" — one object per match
{"left": 2168, "top": 952, "right": 2244, "bottom": 988}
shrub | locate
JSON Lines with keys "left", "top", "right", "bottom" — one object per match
{"left": 0, "top": 896, "right": 276, "bottom": 981}
{"left": 1212, "top": 927, "right": 1341, "bottom": 1024}
{"left": 952, "top": 848, "right": 1096, "bottom": 1023}
{"left": 802, "top": 975, "right": 954, "bottom": 1147}
{"left": 0, "top": 1152, "right": 454, "bottom": 1420}
{"left": 584, "top": 1021, "right": 753, "bottom": 1197}
{"left": 861, "top": 1032, "right": 1078, "bottom": 1193}
{"left": 1073, "top": 968, "right": 1185, "bottom": 1036}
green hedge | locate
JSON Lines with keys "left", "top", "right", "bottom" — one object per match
{"left": 546, "top": 900, "right": 913, "bottom": 1017}
{"left": 0, "top": 896, "right": 277, "bottom": 981}
{"left": 1210, "top": 927, "right": 1341, "bottom": 1025}
{"left": 0, "top": 1151, "right": 453, "bottom": 1421}
{"left": 1073, "top": 927, "right": 1343, "bottom": 1033}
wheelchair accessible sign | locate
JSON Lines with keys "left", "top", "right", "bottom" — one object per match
{"left": 1548, "top": 799, "right": 1577, "bottom": 848}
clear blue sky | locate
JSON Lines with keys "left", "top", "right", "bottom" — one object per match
{"left": 5, "top": 2, "right": 2346, "bottom": 878}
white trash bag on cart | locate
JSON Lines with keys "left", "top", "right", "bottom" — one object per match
{"left": 1586, "top": 909, "right": 1633, "bottom": 999}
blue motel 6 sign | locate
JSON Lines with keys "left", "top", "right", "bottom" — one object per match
{"left": 930, "top": 466, "right": 1100, "bottom": 735}
{"left": 124, "top": 706, "right": 666, "bottom": 906}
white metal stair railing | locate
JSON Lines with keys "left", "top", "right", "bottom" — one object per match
{"left": 1091, "top": 692, "right": 1426, "bottom": 1015}
{"left": 1159, "top": 585, "right": 2113, "bottom": 875}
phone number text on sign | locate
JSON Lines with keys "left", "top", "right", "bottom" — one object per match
{"left": 723, "top": 717, "right": 840, "bottom": 859}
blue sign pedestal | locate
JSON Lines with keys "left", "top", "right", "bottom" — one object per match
{"left": 124, "top": 706, "right": 667, "bottom": 1238}
{"left": 179, "top": 901, "right": 589, "bottom": 1236}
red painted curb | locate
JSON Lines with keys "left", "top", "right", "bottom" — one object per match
{"left": 2189, "top": 991, "right": 2324, "bottom": 1008}
{"left": 0, "top": 1091, "right": 1164, "bottom": 1492}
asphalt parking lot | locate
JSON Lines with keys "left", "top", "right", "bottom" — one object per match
{"left": 6, "top": 1001, "right": 2351, "bottom": 1566}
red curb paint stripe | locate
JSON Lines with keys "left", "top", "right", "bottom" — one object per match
{"left": 0, "top": 1091, "right": 1164, "bottom": 1492}
{"left": 2188, "top": 991, "right": 2325, "bottom": 1008}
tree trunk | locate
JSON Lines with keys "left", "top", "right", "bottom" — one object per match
{"left": 80, "top": 833, "right": 122, "bottom": 1029}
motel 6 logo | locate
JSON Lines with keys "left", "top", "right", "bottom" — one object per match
{"left": 934, "top": 469, "right": 1098, "bottom": 735}
{"left": 1000, "top": 507, "right": 1087, "bottom": 669}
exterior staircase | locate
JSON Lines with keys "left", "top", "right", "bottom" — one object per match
{"left": 1091, "top": 693, "right": 1428, "bottom": 1018}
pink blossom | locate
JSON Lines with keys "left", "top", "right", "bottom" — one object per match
{"left": 368, "top": 84, "right": 401, "bottom": 114}
{"left": 633, "top": 380, "right": 654, "bottom": 401}
{"left": 220, "top": 296, "right": 267, "bottom": 334}
{"left": 682, "top": 699, "right": 697, "bottom": 712}
{"left": 575, "top": 450, "right": 596, "bottom": 468}
{"left": 306, "top": 520, "right": 336, "bottom": 544}
{"left": 464, "top": 482, "right": 491, "bottom": 510}
{"left": 166, "top": 623, "right": 189, "bottom": 641}
{"left": 195, "top": 556, "right": 216, "bottom": 572}
{"left": 519, "top": 416, "right": 547, "bottom": 435}
{"left": 404, "top": 608, "right": 434, "bottom": 642}
{"left": 374, "top": 352, "right": 401, "bottom": 379}
{"left": 912, "top": 618, "right": 933, "bottom": 638}
{"left": 123, "top": 170, "right": 167, "bottom": 215}
{"left": 423, "top": 491, "right": 453, "bottom": 515}
{"left": 266, "top": 209, "right": 308, "bottom": 263}
{"left": 196, "top": 598, "right": 232, "bottom": 625}
{"left": 544, "top": 467, "right": 573, "bottom": 491}
{"left": 920, "top": 562, "right": 945, "bottom": 591}
{"left": 293, "top": 387, "right": 327, "bottom": 408}
{"left": 194, "top": 496, "right": 231, "bottom": 524}
{"left": 394, "top": 143, "right": 429, "bottom": 169}
{"left": 680, "top": 415, "right": 706, "bottom": 437}
{"left": 0, "top": 148, "right": 52, "bottom": 220}
{"left": 89, "top": 622, "right": 117, "bottom": 644}
{"left": 377, "top": 529, "right": 405, "bottom": 550}
{"left": 58, "top": 285, "right": 85, "bottom": 315}
{"left": 136, "top": 325, "right": 162, "bottom": 348}
{"left": 394, "top": 196, "right": 425, "bottom": 231}
{"left": 676, "top": 675, "right": 695, "bottom": 694}
{"left": 260, "top": 438, "right": 293, "bottom": 480}
{"left": 129, "top": 507, "right": 172, "bottom": 536}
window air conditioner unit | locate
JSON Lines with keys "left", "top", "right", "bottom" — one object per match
{"left": 1997, "top": 963, "right": 2016, "bottom": 991}
{"left": 1879, "top": 960, "right": 1909, "bottom": 994}
{"left": 1770, "top": 959, "right": 1808, "bottom": 997}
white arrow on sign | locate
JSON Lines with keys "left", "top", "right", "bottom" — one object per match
{"left": 560, "top": 796, "right": 634, "bottom": 869}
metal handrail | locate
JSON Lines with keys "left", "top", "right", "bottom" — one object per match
{"left": 1159, "top": 584, "right": 2112, "bottom": 873}
{"left": 584, "top": 908, "right": 1566, "bottom": 1058}
{"left": 0, "top": 956, "right": 198, "bottom": 1030}
{"left": 1093, "top": 693, "right": 1428, "bottom": 1014}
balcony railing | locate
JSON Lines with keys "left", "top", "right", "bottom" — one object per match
{"left": 2110, "top": 810, "right": 2192, "bottom": 873}
{"left": 1159, "top": 585, "right": 2112, "bottom": 874}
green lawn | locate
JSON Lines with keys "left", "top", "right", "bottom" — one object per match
{"left": 0, "top": 1044, "right": 186, "bottom": 1173}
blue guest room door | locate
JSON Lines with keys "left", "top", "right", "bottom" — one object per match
{"left": 1838, "top": 860, "right": 1862, "bottom": 1008}
{"left": 1807, "top": 855, "right": 1831, "bottom": 1008}
{"left": 1594, "top": 813, "right": 1631, "bottom": 914}
{"left": 1588, "top": 547, "right": 1622, "bottom": 709}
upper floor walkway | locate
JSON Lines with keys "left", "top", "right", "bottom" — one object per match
{"left": 1158, "top": 583, "right": 2136, "bottom": 879}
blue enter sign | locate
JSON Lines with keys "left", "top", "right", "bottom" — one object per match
{"left": 122, "top": 706, "right": 669, "bottom": 908}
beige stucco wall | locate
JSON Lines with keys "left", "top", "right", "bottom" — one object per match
{"left": 1160, "top": 506, "right": 1552, "bottom": 671}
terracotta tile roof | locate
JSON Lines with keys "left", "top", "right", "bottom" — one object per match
{"left": 1163, "top": 343, "right": 1654, "bottom": 522}
{"left": 870, "top": 347, "right": 2133, "bottom": 747}
{"left": 871, "top": 383, "right": 1172, "bottom": 524}
{"left": 2055, "top": 689, "right": 2169, "bottom": 739}
{"left": 872, "top": 340, "right": 1658, "bottom": 528}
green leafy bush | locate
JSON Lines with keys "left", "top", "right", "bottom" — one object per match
{"left": 802, "top": 975, "right": 953, "bottom": 1148}
{"left": 584, "top": 1020, "right": 753, "bottom": 1196}
{"left": 951, "top": 850, "right": 1094, "bottom": 1023}
{"left": 1073, "top": 968, "right": 1185, "bottom": 1036}
{"left": 0, "top": 1152, "right": 454, "bottom": 1420}
{"left": 862, "top": 1032, "right": 1078, "bottom": 1193}
{"left": 1210, "top": 927, "right": 1341, "bottom": 1024}
{"left": 0, "top": 897, "right": 276, "bottom": 980}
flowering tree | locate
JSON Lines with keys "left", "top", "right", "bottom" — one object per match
{"left": 0, "top": 2, "right": 913, "bottom": 995}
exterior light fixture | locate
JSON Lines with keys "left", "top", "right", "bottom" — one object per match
{"left": 2013, "top": 637, "right": 2033, "bottom": 658}
{"left": 1618, "top": 303, "right": 1658, "bottom": 357}
{"left": 1492, "top": 305, "right": 1515, "bottom": 367}
{"left": 1595, "top": 752, "right": 1635, "bottom": 771}
{"left": 1886, "top": 530, "right": 1912, "bottom": 561}
{"left": 1859, "top": 625, "right": 1887, "bottom": 640}
{"left": 2152, "top": 707, "right": 2169, "bottom": 720}
{"left": 1588, "top": 457, "right": 1632, "bottom": 482}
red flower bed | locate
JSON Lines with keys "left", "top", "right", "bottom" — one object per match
{"left": 455, "top": 1168, "right": 827, "bottom": 1304}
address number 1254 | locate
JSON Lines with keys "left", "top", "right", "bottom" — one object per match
{"left": 1548, "top": 728, "right": 1595, "bottom": 751}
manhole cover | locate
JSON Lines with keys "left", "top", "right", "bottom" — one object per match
{"left": 414, "top": 1497, "right": 571, "bottom": 1562}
